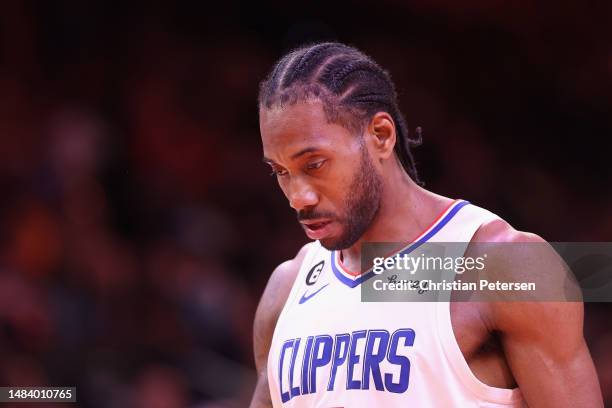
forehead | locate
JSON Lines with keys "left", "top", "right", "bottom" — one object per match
{"left": 260, "top": 101, "right": 355, "bottom": 160}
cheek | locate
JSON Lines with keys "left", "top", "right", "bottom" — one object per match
{"left": 276, "top": 177, "right": 290, "bottom": 197}
{"left": 318, "top": 183, "right": 348, "bottom": 210}
{"left": 331, "top": 165, "right": 360, "bottom": 193}
{"left": 322, "top": 165, "right": 356, "bottom": 195}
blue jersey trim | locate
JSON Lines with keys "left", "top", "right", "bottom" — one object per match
{"left": 330, "top": 200, "right": 471, "bottom": 288}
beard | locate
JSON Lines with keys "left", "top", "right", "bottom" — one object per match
{"left": 298, "top": 143, "right": 383, "bottom": 250}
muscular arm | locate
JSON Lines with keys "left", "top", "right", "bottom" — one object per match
{"left": 250, "top": 244, "right": 311, "bottom": 408}
{"left": 497, "top": 300, "right": 601, "bottom": 406}
{"left": 472, "top": 221, "right": 603, "bottom": 407}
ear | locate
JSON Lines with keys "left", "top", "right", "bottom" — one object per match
{"left": 367, "top": 111, "right": 396, "bottom": 160}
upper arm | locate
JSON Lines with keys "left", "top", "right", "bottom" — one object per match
{"left": 250, "top": 243, "right": 312, "bottom": 408}
{"left": 497, "top": 300, "right": 601, "bottom": 407}
{"left": 472, "top": 221, "right": 603, "bottom": 407}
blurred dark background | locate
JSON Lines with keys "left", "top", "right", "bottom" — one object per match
{"left": 0, "top": 1, "right": 611, "bottom": 407}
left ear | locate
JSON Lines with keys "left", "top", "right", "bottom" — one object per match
{"left": 367, "top": 111, "right": 396, "bottom": 160}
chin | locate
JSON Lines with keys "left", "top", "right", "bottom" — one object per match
{"left": 318, "top": 234, "right": 356, "bottom": 251}
{"left": 318, "top": 237, "right": 340, "bottom": 251}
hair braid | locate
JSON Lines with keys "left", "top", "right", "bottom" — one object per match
{"left": 259, "top": 42, "right": 422, "bottom": 185}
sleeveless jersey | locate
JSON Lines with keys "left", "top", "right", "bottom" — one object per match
{"left": 267, "top": 200, "right": 525, "bottom": 407}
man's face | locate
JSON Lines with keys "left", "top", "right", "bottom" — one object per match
{"left": 260, "top": 100, "right": 382, "bottom": 250}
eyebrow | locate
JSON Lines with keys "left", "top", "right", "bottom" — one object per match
{"left": 262, "top": 147, "right": 321, "bottom": 164}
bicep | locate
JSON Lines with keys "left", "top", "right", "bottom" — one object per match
{"left": 250, "top": 372, "right": 273, "bottom": 408}
{"left": 471, "top": 226, "right": 603, "bottom": 406}
{"left": 498, "top": 301, "right": 603, "bottom": 407}
{"left": 251, "top": 301, "right": 275, "bottom": 408}
{"left": 250, "top": 243, "right": 312, "bottom": 407}
{"left": 253, "top": 289, "right": 277, "bottom": 373}
{"left": 249, "top": 275, "right": 285, "bottom": 408}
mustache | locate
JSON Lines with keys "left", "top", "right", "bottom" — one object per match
{"left": 297, "top": 210, "right": 337, "bottom": 222}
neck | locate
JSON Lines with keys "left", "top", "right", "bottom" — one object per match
{"left": 339, "top": 167, "right": 453, "bottom": 273}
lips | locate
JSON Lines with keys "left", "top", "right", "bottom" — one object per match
{"left": 300, "top": 219, "right": 334, "bottom": 240}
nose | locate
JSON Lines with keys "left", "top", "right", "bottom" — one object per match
{"left": 287, "top": 178, "right": 318, "bottom": 211}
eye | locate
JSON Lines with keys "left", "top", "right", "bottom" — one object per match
{"left": 306, "top": 160, "right": 326, "bottom": 171}
{"left": 269, "top": 166, "right": 288, "bottom": 177}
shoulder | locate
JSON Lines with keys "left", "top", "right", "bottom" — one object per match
{"left": 471, "top": 216, "right": 543, "bottom": 244}
{"left": 469, "top": 217, "right": 556, "bottom": 268}
{"left": 252, "top": 242, "right": 315, "bottom": 371}
{"left": 467, "top": 216, "right": 602, "bottom": 406}
{"left": 258, "top": 242, "right": 314, "bottom": 317}
{"left": 468, "top": 218, "right": 583, "bottom": 339}
{"left": 468, "top": 217, "right": 555, "bottom": 288}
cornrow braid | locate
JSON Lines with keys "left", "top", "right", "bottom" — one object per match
{"left": 283, "top": 43, "right": 348, "bottom": 86}
{"left": 258, "top": 42, "right": 423, "bottom": 185}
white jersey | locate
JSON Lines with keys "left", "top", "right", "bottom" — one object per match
{"left": 267, "top": 199, "right": 524, "bottom": 407}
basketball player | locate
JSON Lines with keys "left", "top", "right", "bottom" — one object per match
{"left": 250, "top": 42, "right": 603, "bottom": 407}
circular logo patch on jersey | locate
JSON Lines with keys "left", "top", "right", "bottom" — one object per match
{"left": 305, "top": 260, "right": 325, "bottom": 286}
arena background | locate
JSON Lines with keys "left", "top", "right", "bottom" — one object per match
{"left": 0, "top": 1, "right": 611, "bottom": 407}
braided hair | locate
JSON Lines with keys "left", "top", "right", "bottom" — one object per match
{"left": 258, "top": 42, "right": 422, "bottom": 185}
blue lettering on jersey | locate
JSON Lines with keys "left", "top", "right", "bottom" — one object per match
{"left": 363, "top": 330, "right": 390, "bottom": 391}
{"left": 347, "top": 330, "right": 367, "bottom": 390}
{"left": 289, "top": 338, "right": 301, "bottom": 398}
{"left": 279, "top": 340, "right": 293, "bottom": 403}
{"left": 327, "top": 333, "right": 350, "bottom": 391}
{"left": 386, "top": 329, "right": 415, "bottom": 393}
{"left": 310, "top": 335, "right": 333, "bottom": 393}
{"left": 278, "top": 328, "right": 415, "bottom": 402}
{"left": 301, "top": 336, "right": 314, "bottom": 394}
